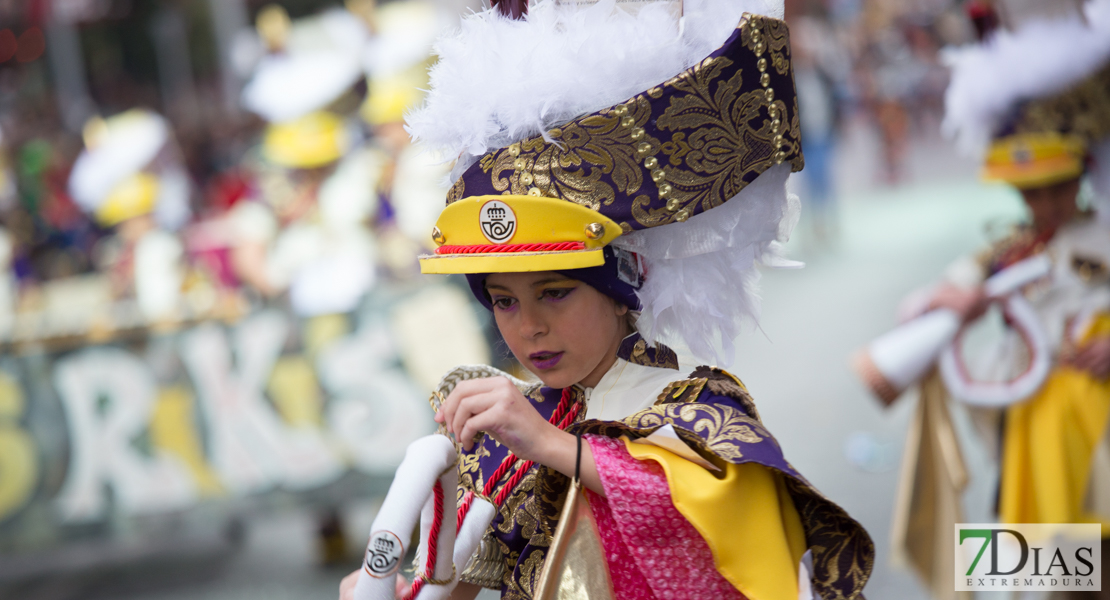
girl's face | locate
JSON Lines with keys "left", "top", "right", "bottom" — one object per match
{"left": 486, "top": 271, "right": 629, "bottom": 389}
{"left": 1020, "top": 177, "right": 1081, "bottom": 233}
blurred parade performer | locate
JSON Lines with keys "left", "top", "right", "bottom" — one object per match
{"left": 854, "top": 1, "right": 1110, "bottom": 597}
{"left": 790, "top": 10, "right": 847, "bottom": 246}
{"left": 232, "top": 3, "right": 381, "bottom": 318}
{"left": 340, "top": 0, "right": 874, "bottom": 598}
{"left": 359, "top": 0, "right": 454, "bottom": 277}
{"left": 68, "top": 109, "right": 192, "bottom": 323}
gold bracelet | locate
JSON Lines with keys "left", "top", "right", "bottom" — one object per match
{"left": 422, "top": 565, "right": 457, "bottom": 586}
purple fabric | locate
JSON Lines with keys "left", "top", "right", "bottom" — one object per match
{"left": 465, "top": 246, "right": 642, "bottom": 311}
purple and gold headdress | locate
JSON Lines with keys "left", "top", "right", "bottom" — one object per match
{"left": 408, "top": 0, "right": 803, "bottom": 361}
{"left": 944, "top": 0, "right": 1110, "bottom": 186}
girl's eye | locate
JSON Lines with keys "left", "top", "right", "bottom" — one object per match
{"left": 541, "top": 287, "right": 574, "bottom": 301}
{"left": 491, "top": 296, "right": 517, "bottom": 310}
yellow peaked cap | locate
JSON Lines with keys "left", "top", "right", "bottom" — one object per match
{"left": 96, "top": 172, "right": 159, "bottom": 227}
{"left": 262, "top": 111, "right": 348, "bottom": 169}
{"left": 983, "top": 132, "right": 1087, "bottom": 189}
{"left": 419, "top": 195, "right": 623, "bottom": 274}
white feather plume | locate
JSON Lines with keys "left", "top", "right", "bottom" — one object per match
{"left": 942, "top": 0, "right": 1110, "bottom": 154}
{"left": 615, "top": 163, "right": 800, "bottom": 364}
{"left": 406, "top": 0, "right": 781, "bottom": 177}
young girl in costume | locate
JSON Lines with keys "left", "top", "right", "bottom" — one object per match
{"left": 341, "top": 0, "right": 874, "bottom": 598}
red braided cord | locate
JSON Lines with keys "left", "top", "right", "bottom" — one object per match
{"left": 478, "top": 388, "right": 574, "bottom": 498}
{"left": 408, "top": 388, "right": 577, "bottom": 599}
{"left": 493, "top": 401, "right": 581, "bottom": 506}
{"left": 435, "top": 241, "right": 585, "bottom": 255}
{"left": 424, "top": 480, "right": 445, "bottom": 580}
{"left": 407, "top": 577, "right": 424, "bottom": 599}
{"left": 456, "top": 490, "right": 475, "bottom": 530}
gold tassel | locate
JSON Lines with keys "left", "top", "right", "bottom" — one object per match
{"left": 534, "top": 478, "right": 615, "bottom": 600}
{"left": 890, "top": 371, "right": 973, "bottom": 600}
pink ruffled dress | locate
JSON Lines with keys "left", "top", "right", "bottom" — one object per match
{"left": 585, "top": 435, "right": 748, "bottom": 600}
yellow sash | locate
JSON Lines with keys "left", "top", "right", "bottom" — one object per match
{"left": 1000, "top": 314, "right": 1110, "bottom": 533}
{"left": 625, "top": 439, "right": 807, "bottom": 600}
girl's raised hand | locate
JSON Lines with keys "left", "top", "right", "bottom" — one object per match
{"left": 435, "top": 377, "right": 555, "bottom": 463}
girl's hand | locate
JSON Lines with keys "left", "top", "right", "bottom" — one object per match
{"left": 929, "top": 284, "right": 990, "bottom": 324}
{"left": 337, "top": 571, "right": 409, "bottom": 600}
{"left": 1063, "top": 338, "right": 1110, "bottom": 379}
{"left": 435, "top": 377, "right": 556, "bottom": 463}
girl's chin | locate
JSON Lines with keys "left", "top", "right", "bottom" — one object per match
{"left": 530, "top": 368, "right": 583, "bottom": 390}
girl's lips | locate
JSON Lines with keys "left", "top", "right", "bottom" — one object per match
{"left": 529, "top": 351, "right": 564, "bottom": 370}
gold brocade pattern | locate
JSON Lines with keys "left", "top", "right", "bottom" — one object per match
{"left": 506, "top": 549, "right": 549, "bottom": 600}
{"left": 457, "top": 440, "right": 491, "bottom": 502}
{"left": 446, "top": 176, "right": 466, "bottom": 204}
{"left": 1014, "top": 63, "right": 1110, "bottom": 144}
{"left": 786, "top": 476, "right": 876, "bottom": 600}
{"left": 656, "top": 377, "right": 709, "bottom": 404}
{"left": 448, "top": 13, "right": 804, "bottom": 232}
{"left": 645, "top": 26, "right": 800, "bottom": 221}
{"left": 619, "top": 335, "right": 680, "bottom": 370}
{"left": 489, "top": 99, "right": 661, "bottom": 212}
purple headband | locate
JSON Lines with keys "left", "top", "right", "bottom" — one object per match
{"left": 465, "top": 246, "right": 643, "bottom": 311}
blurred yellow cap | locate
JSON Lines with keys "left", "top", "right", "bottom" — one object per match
{"left": 262, "top": 111, "right": 348, "bottom": 169}
{"left": 96, "top": 172, "right": 159, "bottom": 227}
{"left": 982, "top": 132, "right": 1087, "bottom": 189}
{"left": 361, "top": 68, "right": 428, "bottom": 126}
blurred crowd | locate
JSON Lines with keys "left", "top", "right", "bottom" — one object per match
{"left": 0, "top": 0, "right": 469, "bottom": 348}
{"left": 0, "top": 0, "right": 988, "bottom": 347}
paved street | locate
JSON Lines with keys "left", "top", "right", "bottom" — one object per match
{"left": 5, "top": 122, "right": 1031, "bottom": 600}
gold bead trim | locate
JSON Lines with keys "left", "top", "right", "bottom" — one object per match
{"left": 749, "top": 17, "right": 782, "bottom": 165}
{"left": 617, "top": 102, "right": 677, "bottom": 213}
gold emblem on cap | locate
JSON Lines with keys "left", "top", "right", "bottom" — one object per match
{"left": 585, "top": 222, "right": 606, "bottom": 240}
{"left": 431, "top": 226, "right": 446, "bottom": 246}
